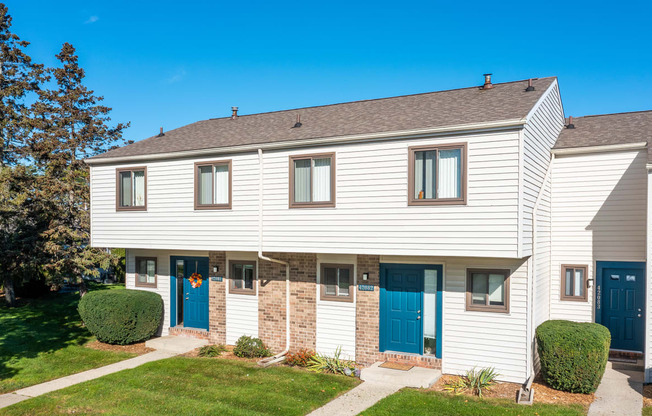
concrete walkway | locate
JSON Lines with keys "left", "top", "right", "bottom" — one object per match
{"left": 0, "top": 336, "right": 206, "bottom": 410}
{"left": 308, "top": 362, "right": 441, "bottom": 416}
{"left": 588, "top": 360, "right": 643, "bottom": 416}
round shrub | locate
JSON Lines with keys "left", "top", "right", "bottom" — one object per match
{"left": 233, "top": 335, "right": 271, "bottom": 358}
{"left": 536, "top": 320, "right": 610, "bottom": 393}
{"left": 78, "top": 289, "right": 163, "bottom": 345}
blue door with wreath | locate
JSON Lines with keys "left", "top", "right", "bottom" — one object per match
{"left": 170, "top": 256, "right": 210, "bottom": 330}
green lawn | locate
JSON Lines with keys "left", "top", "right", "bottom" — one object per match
{"left": 359, "top": 388, "right": 585, "bottom": 416}
{"left": 643, "top": 406, "right": 652, "bottom": 416}
{"left": 0, "top": 357, "right": 360, "bottom": 415}
{"left": 0, "top": 286, "right": 135, "bottom": 393}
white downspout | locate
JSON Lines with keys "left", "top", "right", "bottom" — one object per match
{"left": 529, "top": 153, "right": 555, "bottom": 379}
{"left": 256, "top": 148, "right": 291, "bottom": 367}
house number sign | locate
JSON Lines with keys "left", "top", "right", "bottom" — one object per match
{"left": 211, "top": 276, "right": 223, "bottom": 282}
{"left": 358, "top": 284, "right": 374, "bottom": 291}
{"left": 596, "top": 285, "right": 601, "bottom": 310}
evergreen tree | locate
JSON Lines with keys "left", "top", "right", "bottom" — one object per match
{"left": 29, "top": 42, "right": 129, "bottom": 296}
{"left": 0, "top": 3, "right": 45, "bottom": 306}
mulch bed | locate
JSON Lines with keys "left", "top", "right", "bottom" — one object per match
{"left": 643, "top": 384, "right": 652, "bottom": 408}
{"left": 182, "top": 345, "right": 261, "bottom": 363}
{"left": 85, "top": 340, "right": 154, "bottom": 355}
{"left": 429, "top": 374, "right": 594, "bottom": 409}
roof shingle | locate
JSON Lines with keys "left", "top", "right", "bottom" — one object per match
{"left": 90, "top": 77, "right": 556, "bottom": 160}
{"left": 554, "top": 111, "right": 652, "bottom": 150}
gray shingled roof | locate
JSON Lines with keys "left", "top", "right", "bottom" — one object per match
{"left": 90, "top": 77, "right": 556, "bottom": 160}
{"left": 554, "top": 111, "right": 652, "bottom": 152}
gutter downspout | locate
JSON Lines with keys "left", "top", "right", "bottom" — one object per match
{"left": 256, "top": 148, "right": 291, "bottom": 367}
{"left": 526, "top": 153, "right": 554, "bottom": 385}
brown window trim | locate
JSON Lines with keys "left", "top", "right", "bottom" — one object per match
{"left": 289, "top": 152, "right": 336, "bottom": 208}
{"left": 320, "top": 263, "right": 354, "bottom": 302}
{"left": 116, "top": 167, "right": 147, "bottom": 211}
{"left": 135, "top": 256, "right": 157, "bottom": 288}
{"left": 560, "top": 264, "right": 589, "bottom": 302}
{"left": 229, "top": 260, "right": 257, "bottom": 295}
{"left": 194, "top": 159, "right": 232, "bottom": 210}
{"left": 407, "top": 143, "right": 467, "bottom": 206}
{"left": 465, "top": 268, "right": 510, "bottom": 313}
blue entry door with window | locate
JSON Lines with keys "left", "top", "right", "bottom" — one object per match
{"left": 597, "top": 261, "right": 645, "bottom": 352}
{"left": 170, "top": 256, "right": 210, "bottom": 330}
{"left": 380, "top": 264, "right": 443, "bottom": 357}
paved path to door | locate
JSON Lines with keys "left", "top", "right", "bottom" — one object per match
{"left": 0, "top": 336, "right": 207, "bottom": 410}
{"left": 588, "top": 360, "right": 643, "bottom": 416}
{"left": 308, "top": 362, "right": 441, "bottom": 416}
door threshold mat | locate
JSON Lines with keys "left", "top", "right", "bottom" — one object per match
{"left": 379, "top": 362, "right": 413, "bottom": 371}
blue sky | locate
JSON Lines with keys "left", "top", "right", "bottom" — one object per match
{"left": 7, "top": 1, "right": 652, "bottom": 143}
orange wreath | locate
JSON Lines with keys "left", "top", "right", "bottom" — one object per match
{"left": 189, "top": 272, "right": 203, "bottom": 288}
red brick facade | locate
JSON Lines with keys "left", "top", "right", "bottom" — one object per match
{"left": 208, "top": 251, "right": 227, "bottom": 344}
{"left": 355, "top": 254, "right": 381, "bottom": 366}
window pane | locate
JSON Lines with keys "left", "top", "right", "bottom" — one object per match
{"left": 324, "top": 267, "right": 337, "bottom": 295}
{"left": 137, "top": 259, "right": 147, "bottom": 283}
{"left": 243, "top": 265, "right": 254, "bottom": 289}
{"left": 294, "top": 159, "right": 311, "bottom": 203}
{"left": 438, "top": 148, "right": 461, "bottom": 198}
{"left": 574, "top": 269, "right": 584, "bottom": 297}
{"left": 120, "top": 171, "right": 132, "bottom": 207}
{"left": 233, "top": 264, "right": 243, "bottom": 289}
{"left": 199, "top": 166, "right": 213, "bottom": 204}
{"left": 133, "top": 171, "right": 145, "bottom": 206}
{"left": 565, "top": 268, "right": 573, "bottom": 296}
{"left": 313, "top": 158, "right": 331, "bottom": 202}
{"left": 414, "top": 151, "right": 436, "bottom": 199}
{"left": 338, "top": 268, "right": 350, "bottom": 296}
{"left": 146, "top": 260, "right": 156, "bottom": 283}
{"left": 214, "top": 164, "right": 229, "bottom": 204}
{"left": 423, "top": 269, "right": 437, "bottom": 354}
{"left": 471, "top": 273, "right": 487, "bottom": 305}
{"left": 488, "top": 274, "right": 505, "bottom": 305}
{"left": 176, "top": 260, "right": 184, "bottom": 279}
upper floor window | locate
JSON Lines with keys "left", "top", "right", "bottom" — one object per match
{"left": 561, "top": 265, "right": 588, "bottom": 302}
{"left": 135, "top": 256, "right": 157, "bottom": 288}
{"left": 116, "top": 167, "right": 147, "bottom": 211}
{"left": 320, "top": 263, "right": 353, "bottom": 302}
{"left": 289, "top": 153, "right": 335, "bottom": 208}
{"left": 195, "top": 160, "right": 231, "bottom": 210}
{"left": 408, "top": 143, "right": 466, "bottom": 206}
{"left": 466, "top": 268, "right": 509, "bottom": 313}
{"left": 229, "top": 260, "right": 256, "bottom": 295}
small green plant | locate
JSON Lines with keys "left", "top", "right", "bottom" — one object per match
{"left": 307, "top": 346, "right": 356, "bottom": 376}
{"left": 444, "top": 367, "right": 499, "bottom": 397}
{"left": 285, "top": 349, "right": 316, "bottom": 367}
{"left": 198, "top": 344, "right": 227, "bottom": 357}
{"left": 233, "top": 335, "right": 271, "bottom": 358}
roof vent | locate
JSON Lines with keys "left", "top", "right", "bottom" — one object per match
{"left": 292, "top": 114, "right": 302, "bottom": 128}
{"left": 566, "top": 116, "right": 575, "bottom": 129}
{"left": 158, "top": 127, "right": 164, "bottom": 137}
{"left": 482, "top": 73, "right": 493, "bottom": 90}
{"left": 231, "top": 106, "right": 238, "bottom": 119}
{"left": 525, "top": 79, "right": 535, "bottom": 92}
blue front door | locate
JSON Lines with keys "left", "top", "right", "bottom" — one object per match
{"left": 380, "top": 264, "right": 443, "bottom": 357}
{"left": 597, "top": 261, "right": 645, "bottom": 352}
{"left": 170, "top": 256, "right": 209, "bottom": 330}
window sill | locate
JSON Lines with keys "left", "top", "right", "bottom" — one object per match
{"left": 116, "top": 206, "right": 147, "bottom": 212}
{"left": 560, "top": 296, "right": 588, "bottom": 302}
{"left": 289, "top": 202, "right": 336, "bottom": 209}
{"left": 135, "top": 283, "right": 157, "bottom": 288}
{"left": 408, "top": 199, "right": 467, "bottom": 206}
{"left": 194, "top": 204, "right": 231, "bottom": 210}
{"left": 320, "top": 295, "right": 353, "bottom": 303}
{"left": 465, "top": 305, "right": 509, "bottom": 314}
{"left": 229, "top": 289, "right": 256, "bottom": 296}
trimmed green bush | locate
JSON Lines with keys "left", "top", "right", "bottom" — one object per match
{"left": 536, "top": 320, "right": 610, "bottom": 393}
{"left": 233, "top": 335, "right": 271, "bottom": 358}
{"left": 78, "top": 289, "right": 163, "bottom": 345}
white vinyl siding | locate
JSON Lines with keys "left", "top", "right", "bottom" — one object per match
{"left": 225, "top": 252, "right": 259, "bottom": 344}
{"left": 550, "top": 150, "right": 647, "bottom": 322}
{"left": 521, "top": 82, "right": 565, "bottom": 256}
{"left": 381, "top": 255, "right": 528, "bottom": 383}
{"left": 90, "top": 131, "right": 521, "bottom": 258}
{"left": 315, "top": 254, "right": 356, "bottom": 360}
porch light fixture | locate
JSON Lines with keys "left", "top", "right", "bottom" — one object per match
{"left": 213, "top": 266, "right": 218, "bottom": 273}
{"left": 362, "top": 273, "right": 369, "bottom": 281}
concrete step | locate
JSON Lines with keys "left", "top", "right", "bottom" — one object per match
{"left": 145, "top": 335, "right": 208, "bottom": 354}
{"left": 360, "top": 362, "right": 441, "bottom": 388}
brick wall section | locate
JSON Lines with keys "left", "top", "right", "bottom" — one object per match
{"left": 356, "top": 254, "right": 381, "bottom": 366}
{"left": 257, "top": 252, "right": 317, "bottom": 353}
{"left": 378, "top": 352, "right": 441, "bottom": 369}
{"left": 208, "top": 251, "right": 227, "bottom": 344}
